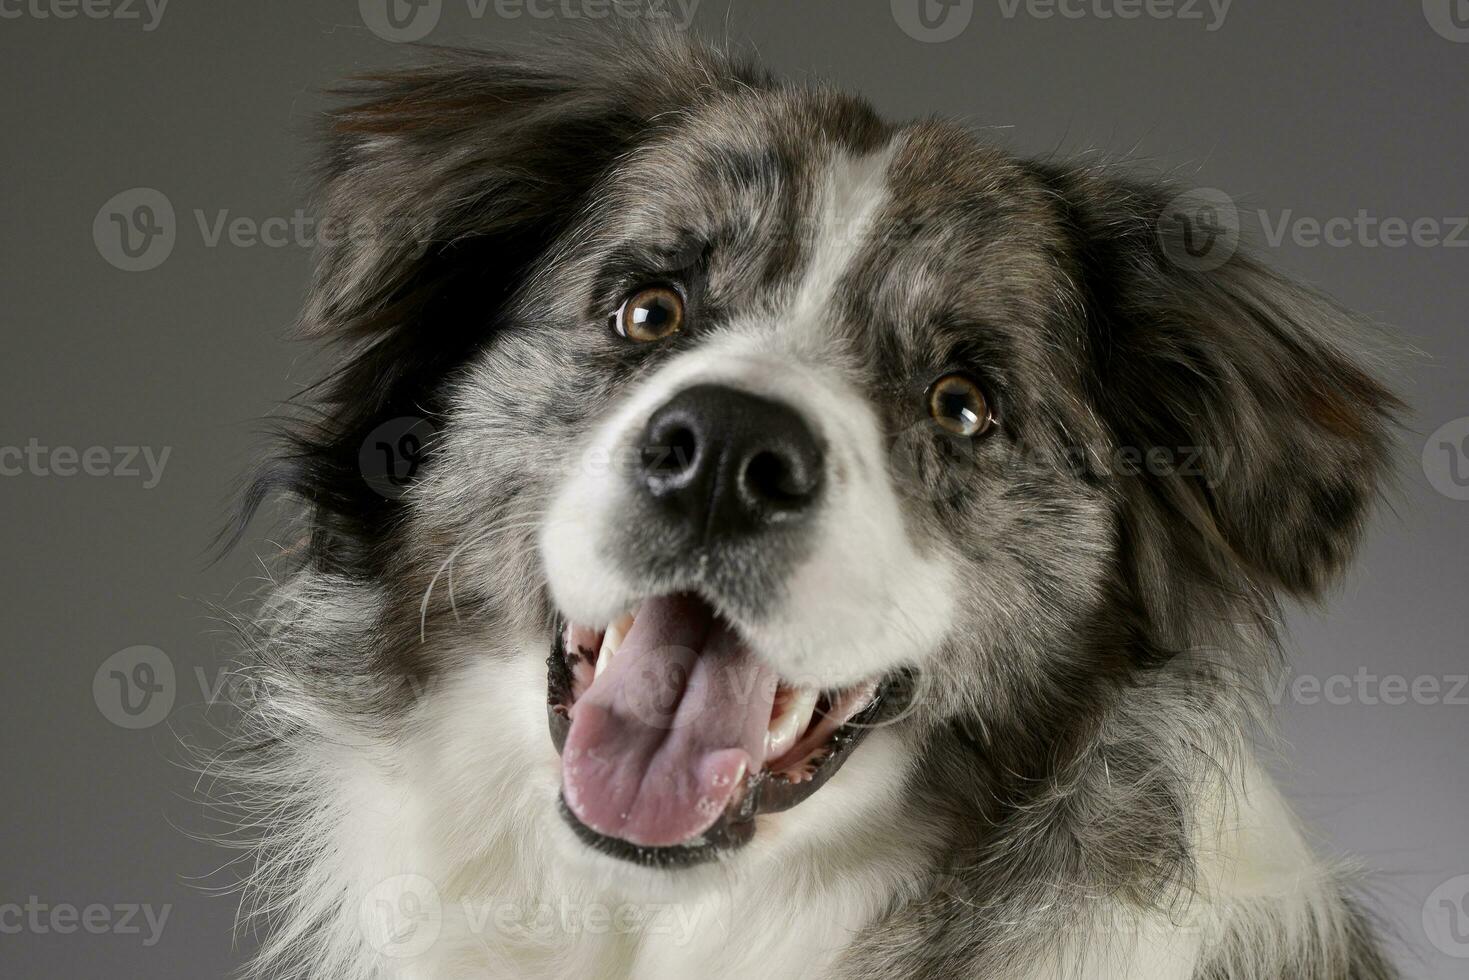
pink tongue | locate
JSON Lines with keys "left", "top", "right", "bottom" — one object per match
{"left": 561, "top": 595, "right": 777, "bottom": 847}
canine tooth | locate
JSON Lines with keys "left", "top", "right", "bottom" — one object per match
{"left": 765, "top": 686, "right": 819, "bottom": 761}
{"left": 593, "top": 613, "right": 634, "bottom": 680}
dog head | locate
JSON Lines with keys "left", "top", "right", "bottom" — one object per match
{"left": 270, "top": 32, "right": 1398, "bottom": 876}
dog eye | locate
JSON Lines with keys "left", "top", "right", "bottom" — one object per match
{"left": 926, "top": 373, "right": 995, "bottom": 437}
{"left": 612, "top": 286, "right": 684, "bottom": 343}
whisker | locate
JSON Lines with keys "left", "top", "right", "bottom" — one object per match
{"left": 417, "top": 513, "right": 553, "bottom": 642}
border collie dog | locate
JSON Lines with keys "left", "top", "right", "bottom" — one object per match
{"left": 226, "top": 30, "right": 1402, "bottom": 980}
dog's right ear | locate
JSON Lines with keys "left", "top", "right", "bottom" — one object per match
{"left": 304, "top": 33, "right": 763, "bottom": 344}
{"left": 1036, "top": 166, "right": 1403, "bottom": 610}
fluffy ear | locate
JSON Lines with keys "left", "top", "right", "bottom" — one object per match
{"left": 304, "top": 32, "right": 761, "bottom": 344}
{"left": 1040, "top": 167, "right": 1402, "bottom": 601}
{"left": 249, "top": 33, "right": 764, "bottom": 563}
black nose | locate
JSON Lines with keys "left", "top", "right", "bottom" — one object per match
{"left": 639, "top": 384, "right": 824, "bottom": 541}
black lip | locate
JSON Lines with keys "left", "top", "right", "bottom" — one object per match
{"left": 545, "top": 619, "right": 906, "bottom": 867}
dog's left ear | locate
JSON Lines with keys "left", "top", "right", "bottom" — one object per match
{"left": 1042, "top": 168, "right": 1402, "bottom": 599}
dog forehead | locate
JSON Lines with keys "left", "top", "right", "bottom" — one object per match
{"left": 849, "top": 124, "right": 1069, "bottom": 358}
{"left": 595, "top": 103, "right": 1067, "bottom": 377}
{"left": 603, "top": 93, "right": 887, "bottom": 244}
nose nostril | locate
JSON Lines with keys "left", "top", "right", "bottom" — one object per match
{"left": 743, "top": 450, "right": 810, "bottom": 507}
{"left": 643, "top": 425, "right": 698, "bottom": 480}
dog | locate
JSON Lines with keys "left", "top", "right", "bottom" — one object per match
{"left": 220, "top": 29, "right": 1403, "bottom": 980}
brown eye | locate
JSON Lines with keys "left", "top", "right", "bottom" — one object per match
{"left": 926, "top": 373, "right": 995, "bottom": 437}
{"left": 612, "top": 285, "right": 684, "bottom": 342}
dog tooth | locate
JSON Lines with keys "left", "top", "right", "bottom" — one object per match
{"left": 765, "top": 685, "right": 819, "bottom": 761}
{"left": 594, "top": 612, "right": 634, "bottom": 680}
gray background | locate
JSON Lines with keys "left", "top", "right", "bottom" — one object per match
{"left": 2, "top": 1, "right": 1465, "bottom": 977}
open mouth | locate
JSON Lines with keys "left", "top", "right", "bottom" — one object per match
{"left": 546, "top": 594, "right": 891, "bottom": 867}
